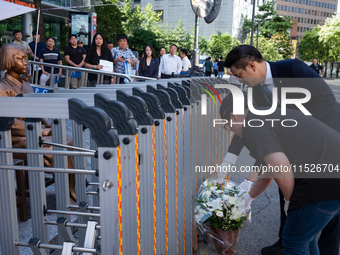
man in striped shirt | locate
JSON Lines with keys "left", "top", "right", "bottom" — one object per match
{"left": 39, "top": 37, "right": 62, "bottom": 87}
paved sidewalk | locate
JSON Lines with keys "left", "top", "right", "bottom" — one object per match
{"left": 194, "top": 78, "right": 340, "bottom": 254}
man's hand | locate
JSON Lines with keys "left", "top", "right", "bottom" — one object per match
{"left": 157, "top": 75, "right": 161, "bottom": 79}
{"left": 96, "top": 65, "right": 104, "bottom": 70}
{"left": 284, "top": 199, "right": 290, "bottom": 216}
{"left": 118, "top": 56, "right": 125, "bottom": 62}
{"left": 43, "top": 71, "right": 49, "bottom": 76}
{"left": 58, "top": 71, "right": 62, "bottom": 78}
{"left": 239, "top": 179, "right": 253, "bottom": 192}
{"left": 241, "top": 192, "right": 254, "bottom": 213}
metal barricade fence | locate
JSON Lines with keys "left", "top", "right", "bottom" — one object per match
{"left": 0, "top": 77, "right": 233, "bottom": 255}
{"left": 29, "top": 61, "right": 157, "bottom": 89}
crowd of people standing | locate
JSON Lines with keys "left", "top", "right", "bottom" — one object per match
{"left": 4, "top": 29, "right": 200, "bottom": 88}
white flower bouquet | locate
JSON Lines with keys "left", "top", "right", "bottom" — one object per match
{"left": 195, "top": 178, "right": 251, "bottom": 255}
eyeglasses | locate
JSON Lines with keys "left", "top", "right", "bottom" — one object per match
{"left": 223, "top": 123, "right": 231, "bottom": 131}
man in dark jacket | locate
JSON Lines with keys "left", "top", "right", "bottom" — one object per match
{"left": 220, "top": 45, "right": 340, "bottom": 255}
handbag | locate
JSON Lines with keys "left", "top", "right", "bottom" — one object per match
{"left": 124, "top": 61, "right": 134, "bottom": 83}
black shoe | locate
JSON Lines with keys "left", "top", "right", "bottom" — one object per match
{"left": 261, "top": 240, "right": 283, "bottom": 255}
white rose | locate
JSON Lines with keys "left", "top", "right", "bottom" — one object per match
{"left": 216, "top": 210, "right": 224, "bottom": 217}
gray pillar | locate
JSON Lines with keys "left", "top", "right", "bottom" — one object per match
{"left": 22, "top": 13, "right": 32, "bottom": 43}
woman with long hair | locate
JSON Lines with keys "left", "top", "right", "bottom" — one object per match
{"left": 138, "top": 45, "right": 159, "bottom": 78}
{"left": 84, "top": 32, "right": 114, "bottom": 86}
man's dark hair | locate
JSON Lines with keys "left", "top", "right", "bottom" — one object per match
{"left": 107, "top": 40, "right": 113, "bottom": 45}
{"left": 13, "top": 30, "right": 21, "bottom": 36}
{"left": 69, "top": 34, "right": 77, "bottom": 40}
{"left": 220, "top": 56, "right": 223, "bottom": 60}
{"left": 313, "top": 58, "right": 318, "bottom": 61}
{"left": 160, "top": 47, "right": 166, "bottom": 51}
{"left": 170, "top": 44, "right": 178, "bottom": 49}
{"left": 116, "top": 34, "right": 127, "bottom": 42}
{"left": 208, "top": 57, "right": 211, "bottom": 60}
{"left": 32, "top": 30, "right": 40, "bottom": 36}
{"left": 180, "top": 49, "right": 188, "bottom": 56}
{"left": 220, "top": 91, "right": 249, "bottom": 120}
{"left": 224, "top": 45, "right": 263, "bottom": 69}
{"left": 46, "top": 36, "right": 56, "bottom": 42}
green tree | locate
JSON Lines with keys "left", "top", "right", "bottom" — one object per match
{"left": 95, "top": 1, "right": 125, "bottom": 43}
{"left": 319, "top": 16, "right": 340, "bottom": 63}
{"left": 153, "top": 18, "right": 192, "bottom": 53}
{"left": 199, "top": 36, "right": 208, "bottom": 53}
{"left": 269, "top": 33, "right": 294, "bottom": 59}
{"left": 128, "top": 28, "right": 161, "bottom": 53}
{"left": 242, "top": 0, "right": 293, "bottom": 39}
{"left": 298, "top": 26, "right": 328, "bottom": 63}
{"left": 206, "top": 31, "right": 240, "bottom": 60}
{"left": 121, "top": 2, "right": 162, "bottom": 36}
{"left": 245, "top": 35, "right": 283, "bottom": 61}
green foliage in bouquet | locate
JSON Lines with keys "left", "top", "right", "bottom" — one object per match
{"left": 195, "top": 180, "right": 249, "bottom": 231}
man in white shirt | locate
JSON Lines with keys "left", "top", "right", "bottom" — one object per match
{"left": 12, "top": 30, "right": 32, "bottom": 56}
{"left": 157, "top": 44, "right": 182, "bottom": 79}
{"left": 180, "top": 49, "right": 191, "bottom": 72}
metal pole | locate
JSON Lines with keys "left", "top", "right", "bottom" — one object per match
{"left": 0, "top": 148, "right": 95, "bottom": 156}
{"left": 0, "top": 165, "right": 96, "bottom": 175}
{"left": 34, "top": 8, "right": 40, "bottom": 85}
{"left": 15, "top": 242, "right": 97, "bottom": 253}
{"left": 40, "top": 140, "right": 96, "bottom": 152}
{"left": 250, "top": 0, "right": 256, "bottom": 46}
{"left": 256, "top": 21, "right": 260, "bottom": 49}
{"left": 45, "top": 221, "right": 101, "bottom": 229}
{"left": 45, "top": 210, "right": 100, "bottom": 217}
{"left": 193, "top": 14, "right": 200, "bottom": 67}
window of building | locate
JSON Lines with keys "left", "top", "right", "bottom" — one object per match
{"left": 312, "top": 10, "right": 314, "bottom": 14}
{"left": 309, "top": 0, "right": 311, "bottom": 5}
{"left": 297, "top": 26, "right": 299, "bottom": 31}
{"left": 281, "top": 5, "right": 284, "bottom": 10}
{"left": 304, "top": 27, "right": 306, "bottom": 31}
{"left": 308, "top": 9, "right": 311, "bottom": 14}
{"left": 315, "top": 1, "right": 317, "bottom": 5}
{"left": 306, "top": 0, "right": 308, "bottom": 4}
{"left": 289, "top": 6, "right": 291, "bottom": 11}
{"left": 317, "top": 20, "right": 319, "bottom": 24}
{"left": 308, "top": 18, "right": 310, "bottom": 23}
{"left": 296, "top": 7, "right": 298, "bottom": 12}
{"left": 328, "top": 3, "right": 329, "bottom": 8}
{"left": 285, "top": 5, "right": 287, "bottom": 10}
{"left": 303, "top": 0, "right": 305, "bottom": 4}
{"left": 293, "top": 0, "right": 295, "bottom": 2}
{"left": 292, "top": 6, "right": 295, "bottom": 11}
{"left": 301, "top": 17, "right": 303, "bottom": 22}
{"left": 299, "top": 0, "right": 302, "bottom": 3}
{"left": 311, "top": 18, "right": 313, "bottom": 23}
{"left": 277, "top": 4, "right": 280, "bottom": 9}
{"left": 155, "top": 10, "right": 164, "bottom": 22}
{"left": 302, "top": 8, "right": 305, "bottom": 13}
{"left": 318, "top": 2, "right": 320, "bottom": 6}
{"left": 299, "top": 8, "right": 301, "bottom": 12}
{"left": 312, "top": 1, "right": 314, "bottom": 5}
{"left": 314, "top": 19, "right": 317, "bottom": 24}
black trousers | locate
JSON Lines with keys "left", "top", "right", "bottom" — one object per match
{"left": 229, "top": 135, "right": 340, "bottom": 255}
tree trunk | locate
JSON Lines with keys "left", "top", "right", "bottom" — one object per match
{"left": 34, "top": 0, "right": 46, "bottom": 43}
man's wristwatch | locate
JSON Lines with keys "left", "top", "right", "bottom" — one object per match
{"left": 94, "top": 65, "right": 96, "bottom": 70}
